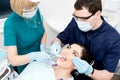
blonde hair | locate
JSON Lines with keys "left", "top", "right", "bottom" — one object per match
{"left": 10, "top": 0, "right": 39, "bottom": 16}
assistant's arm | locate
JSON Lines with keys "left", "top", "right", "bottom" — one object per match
{"left": 6, "top": 46, "right": 30, "bottom": 66}
{"left": 40, "top": 18, "right": 47, "bottom": 45}
{"left": 40, "top": 16, "right": 47, "bottom": 51}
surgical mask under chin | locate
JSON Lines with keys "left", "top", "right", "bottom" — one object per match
{"left": 76, "top": 20, "right": 92, "bottom": 32}
{"left": 22, "top": 9, "right": 37, "bottom": 19}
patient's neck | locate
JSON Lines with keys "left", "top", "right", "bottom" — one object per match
{"left": 53, "top": 66, "right": 72, "bottom": 80}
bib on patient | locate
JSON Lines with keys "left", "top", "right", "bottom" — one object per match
{"left": 16, "top": 62, "right": 56, "bottom": 80}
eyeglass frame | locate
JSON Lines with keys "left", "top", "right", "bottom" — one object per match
{"left": 72, "top": 13, "right": 94, "bottom": 21}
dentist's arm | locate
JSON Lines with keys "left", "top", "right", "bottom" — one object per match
{"left": 90, "top": 69, "right": 114, "bottom": 80}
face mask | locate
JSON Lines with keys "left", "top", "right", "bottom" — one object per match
{"left": 76, "top": 20, "right": 92, "bottom": 32}
{"left": 22, "top": 8, "right": 37, "bottom": 19}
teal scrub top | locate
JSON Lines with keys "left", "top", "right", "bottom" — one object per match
{"left": 4, "top": 10, "right": 44, "bottom": 74}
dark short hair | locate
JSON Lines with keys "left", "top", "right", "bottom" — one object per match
{"left": 74, "top": 0, "right": 102, "bottom": 15}
{"left": 75, "top": 43, "right": 93, "bottom": 64}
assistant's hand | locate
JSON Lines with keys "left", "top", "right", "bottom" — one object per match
{"left": 29, "top": 51, "right": 50, "bottom": 61}
{"left": 29, "top": 51, "right": 52, "bottom": 65}
{"left": 29, "top": 51, "right": 41, "bottom": 61}
{"left": 48, "top": 42, "right": 61, "bottom": 56}
{"left": 40, "top": 44, "right": 45, "bottom": 51}
{"left": 72, "top": 57, "right": 93, "bottom": 75}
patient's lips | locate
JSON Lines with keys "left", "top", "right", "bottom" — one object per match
{"left": 59, "top": 55, "right": 67, "bottom": 61}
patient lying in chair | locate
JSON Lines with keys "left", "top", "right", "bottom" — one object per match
{"left": 16, "top": 43, "right": 93, "bottom": 80}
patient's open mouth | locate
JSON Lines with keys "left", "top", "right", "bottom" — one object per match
{"left": 59, "top": 55, "right": 67, "bottom": 61}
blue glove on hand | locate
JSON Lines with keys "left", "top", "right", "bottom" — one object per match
{"left": 40, "top": 44, "right": 45, "bottom": 51}
{"left": 48, "top": 42, "right": 61, "bottom": 56}
{"left": 29, "top": 51, "right": 52, "bottom": 65}
{"left": 72, "top": 57, "right": 93, "bottom": 75}
{"left": 29, "top": 51, "right": 41, "bottom": 61}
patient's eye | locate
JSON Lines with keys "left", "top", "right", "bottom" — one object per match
{"left": 72, "top": 50, "right": 79, "bottom": 57}
{"left": 61, "top": 44, "right": 70, "bottom": 50}
{"left": 67, "top": 45, "right": 71, "bottom": 49}
{"left": 72, "top": 51, "right": 77, "bottom": 56}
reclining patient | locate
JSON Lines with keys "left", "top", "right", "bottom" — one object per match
{"left": 16, "top": 43, "right": 93, "bottom": 80}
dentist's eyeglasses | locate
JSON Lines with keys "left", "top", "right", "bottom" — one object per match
{"left": 72, "top": 13, "right": 94, "bottom": 21}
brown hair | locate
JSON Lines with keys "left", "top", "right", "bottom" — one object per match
{"left": 74, "top": 0, "right": 102, "bottom": 15}
{"left": 10, "top": 0, "right": 39, "bottom": 16}
{"left": 75, "top": 43, "right": 93, "bottom": 64}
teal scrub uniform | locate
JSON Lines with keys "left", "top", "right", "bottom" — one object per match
{"left": 4, "top": 10, "right": 44, "bottom": 74}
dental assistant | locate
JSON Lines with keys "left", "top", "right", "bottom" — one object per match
{"left": 4, "top": 0, "right": 47, "bottom": 74}
{"left": 51, "top": 0, "right": 120, "bottom": 80}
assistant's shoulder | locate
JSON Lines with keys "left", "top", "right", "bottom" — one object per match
{"left": 4, "top": 12, "right": 16, "bottom": 27}
{"left": 36, "top": 9, "right": 43, "bottom": 22}
{"left": 4, "top": 12, "right": 21, "bottom": 29}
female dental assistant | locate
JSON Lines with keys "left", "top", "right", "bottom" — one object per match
{"left": 4, "top": 0, "right": 47, "bottom": 74}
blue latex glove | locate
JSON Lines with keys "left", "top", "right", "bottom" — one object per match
{"left": 29, "top": 51, "right": 41, "bottom": 61}
{"left": 36, "top": 53, "right": 52, "bottom": 65}
{"left": 72, "top": 57, "right": 93, "bottom": 75}
{"left": 40, "top": 44, "right": 45, "bottom": 51}
{"left": 48, "top": 42, "right": 61, "bottom": 56}
{"left": 29, "top": 51, "right": 51, "bottom": 62}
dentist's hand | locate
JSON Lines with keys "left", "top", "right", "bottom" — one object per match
{"left": 72, "top": 57, "right": 93, "bottom": 75}
{"left": 48, "top": 42, "right": 61, "bottom": 56}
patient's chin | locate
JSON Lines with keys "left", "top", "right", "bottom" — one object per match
{"left": 56, "top": 59, "right": 64, "bottom": 67}
{"left": 56, "top": 59, "right": 74, "bottom": 69}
